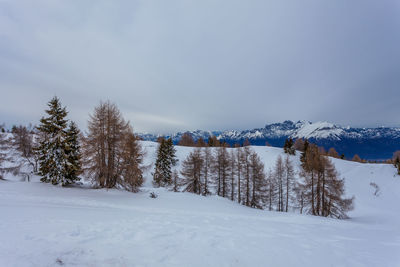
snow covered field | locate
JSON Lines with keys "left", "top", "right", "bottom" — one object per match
{"left": 1, "top": 142, "right": 400, "bottom": 267}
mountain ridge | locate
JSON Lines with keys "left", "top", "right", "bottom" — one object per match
{"left": 138, "top": 121, "right": 400, "bottom": 160}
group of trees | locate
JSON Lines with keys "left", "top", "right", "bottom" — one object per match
{"left": 298, "top": 143, "right": 354, "bottom": 218}
{"left": 177, "top": 145, "right": 268, "bottom": 209}
{"left": 0, "top": 97, "right": 145, "bottom": 191}
{"left": 157, "top": 139, "right": 354, "bottom": 218}
{"left": 0, "top": 97, "right": 372, "bottom": 219}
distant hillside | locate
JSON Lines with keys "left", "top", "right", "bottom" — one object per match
{"left": 138, "top": 121, "right": 400, "bottom": 160}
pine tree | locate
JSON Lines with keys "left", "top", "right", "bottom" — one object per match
{"left": 283, "top": 138, "right": 295, "bottom": 155}
{"left": 153, "top": 137, "right": 177, "bottom": 187}
{"left": 64, "top": 121, "right": 82, "bottom": 184}
{"left": 36, "top": 97, "right": 70, "bottom": 186}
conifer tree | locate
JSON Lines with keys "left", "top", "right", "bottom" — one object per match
{"left": 249, "top": 151, "right": 267, "bottom": 209}
{"left": 36, "top": 97, "right": 71, "bottom": 185}
{"left": 153, "top": 137, "right": 177, "bottom": 187}
{"left": 181, "top": 148, "right": 203, "bottom": 194}
{"left": 83, "top": 101, "right": 143, "bottom": 190}
{"left": 64, "top": 121, "right": 82, "bottom": 184}
{"left": 283, "top": 138, "right": 295, "bottom": 155}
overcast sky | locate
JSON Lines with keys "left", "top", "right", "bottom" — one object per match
{"left": 0, "top": 0, "right": 399, "bottom": 133}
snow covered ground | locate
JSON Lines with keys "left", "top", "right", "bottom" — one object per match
{"left": 1, "top": 141, "right": 400, "bottom": 267}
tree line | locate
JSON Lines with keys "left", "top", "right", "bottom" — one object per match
{"left": 4, "top": 96, "right": 397, "bottom": 219}
{"left": 152, "top": 135, "right": 355, "bottom": 218}
{"left": 0, "top": 97, "right": 145, "bottom": 192}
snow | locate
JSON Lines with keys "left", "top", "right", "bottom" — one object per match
{"left": 1, "top": 141, "right": 400, "bottom": 266}
{"left": 293, "top": 121, "right": 344, "bottom": 140}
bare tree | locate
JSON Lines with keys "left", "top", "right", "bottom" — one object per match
{"left": 299, "top": 144, "right": 354, "bottom": 218}
{"left": 284, "top": 155, "right": 295, "bottom": 212}
{"left": 181, "top": 148, "right": 203, "bottom": 194}
{"left": 202, "top": 146, "right": 213, "bottom": 195}
{"left": 83, "top": 101, "right": 143, "bottom": 190}
{"left": 178, "top": 132, "right": 195, "bottom": 147}
{"left": 236, "top": 147, "right": 244, "bottom": 204}
{"left": 273, "top": 155, "right": 285, "bottom": 212}
{"left": 214, "top": 145, "right": 231, "bottom": 197}
{"left": 230, "top": 149, "right": 236, "bottom": 201}
{"left": 118, "top": 130, "right": 145, "bottom": 192}
{"left": 249, "top": 151, "right": 266, "bottom": 209}
{"left": 2, "top": 125, "right": 38, "bottom": 181}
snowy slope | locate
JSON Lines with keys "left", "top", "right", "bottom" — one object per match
{"left": 1, "top": 141, "right": 400, "bottom": 267}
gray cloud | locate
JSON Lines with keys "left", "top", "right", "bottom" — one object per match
{"left": 1, "top": 0, "right": 399, "bottom": 133}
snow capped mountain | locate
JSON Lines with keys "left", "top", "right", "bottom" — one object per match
{"left": 138, "top": 121, "right": 400, "bottom": 160}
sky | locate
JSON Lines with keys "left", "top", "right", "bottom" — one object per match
{"left": 0, "top": 0, "right": 399, "bottom": 134}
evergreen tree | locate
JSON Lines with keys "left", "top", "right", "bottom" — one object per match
{"left": 283, "top": 138, "right": 295, "bottom": 155}
{"left": 36, "top": 97, "right": 71, "bottom": 186}
{"left": 153, "top": 137, "right": 177, "bottom": 187}
{"left": 64, "top": 121, "right": 82, "bottom": 184}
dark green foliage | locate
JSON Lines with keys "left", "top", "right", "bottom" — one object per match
{"left": 283, "top": 138, "right": 295, "bottom": 155}
{"left": 36, "top": 97, "right": 81, "bottom": 186}
{"left": 64, "top": 122, "right": 82, "bottom": 183}
{"left": 153, "top": 137, "right": 177, "bottom": 187}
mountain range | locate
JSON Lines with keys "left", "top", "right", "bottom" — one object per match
{"left": 138, "top": 121, "right": 400, "bottom": 160}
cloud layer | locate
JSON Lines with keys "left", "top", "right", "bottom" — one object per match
{"left": 1, "top": 0, "right": 399, "bottom": 133}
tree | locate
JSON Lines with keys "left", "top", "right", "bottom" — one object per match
{"left": 273, "top": 156, "right": 285, "bottom": 212}
{"left": 236, "top": 147, "right": 244, "bottom": 204}
{"left": 153, "top": 137, "right": 177, "bottom": 187}
{"left": 328, "top": 147, "right": 339, "bottom": 158}
{"left": 266, "top": 170, "right": 276, "bottom": 211}
{"left": 243, "top": 138, "right": 251, "bottom": 147}
{"left": 64, "top": 122, "right": 82, "bottom": 184}
{"left": 393, "top": 151, "right": 400, "bottom": 175}
{"left": 181, "top": 148, "right": 203, "bottom": 194}
{"left": 178, "top": 132, "right": 195, "bottom": 146}
{"left": 230, "top": 149, "right": 236, "bottom": 201}
{"left": 36, "top": 97, "right": 72, "bottom": 186}
{"left": 284, "top": 155, "right": 295, "bottom": 212}
{"left": 299, "top": 144, "right": 354, "bottom": 218}
{"left": 171, "top": 169, "right": 181, "bottom": 192}
{"left": 293, "top": 138, "right": 305, "bottom": 151}
{"left": 300, "top": 139, "right": 309, "bottom": 163}
{"left": 283, "top": 138, "right": 295, "bottom": 155}
{"left": 0, "top": 131, "right": 8, "bottom": 179}
{"left": 352, "top": 154, "right": 362, "bottom": 163}
{"left": 83, "top": 101, "right": 143, "bottom": 190}
{"left": 119, "top": 130, "right": 145, "bottom": 192}
{"left": 8, "top": 125, "right": 38, "bottom": 181}
{"left": 249, "top": 151, "right": 266, "bottom": 209}
{"left": 214, "top": 145, "right": 231, "bottom": 198}
{"left": 202, "top": 146, "right": 213, "bottom": 195}
{"left": 242, "top": 146, "right": 252, "bottom": 206}
{"left": 196, "top": 137, "right": 206, "bottom": 147}
{"left": 207, "top": 135, "right": 220, "bottom": 147}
